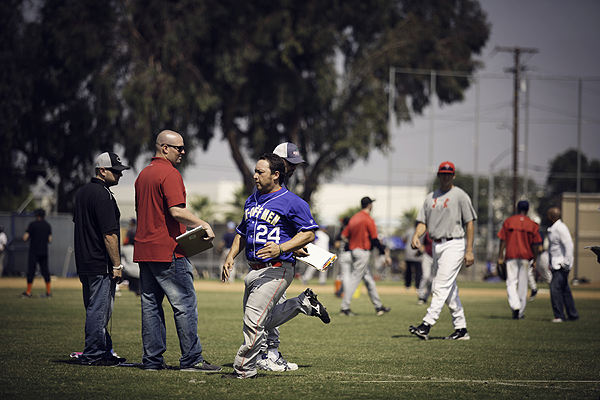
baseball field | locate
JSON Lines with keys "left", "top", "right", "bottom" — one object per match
{"left": 1, "top": 277, "right": 599, "bottom": 399}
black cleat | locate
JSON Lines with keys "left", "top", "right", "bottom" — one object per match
{"left": 376, "top": 306, "right": 390, "bottom": 316}
{"left": 339, "top": 309, "right": 356, "bottom": 316}
{"left": 528, "top": 289, "right": 538, "bottom": 302}
{"left": 444, "top": 328, "right": 470, "bottom": 340}
{"left": 409, "top": 322, "right": 430, "bottom": 340}
{"left": 304, "top": 288, "right": 330, "bottom": 324}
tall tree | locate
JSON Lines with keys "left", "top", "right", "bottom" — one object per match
{"left": 538, "top": 149, "right": 600, "bottom": 219}
{"left": 1, "top": 0, "right": 124, "bottom": 212}
{"left": 0, "top": 0, "right": 32, "bottom": 210}
{"left": 119, "top": 0, "right": 490, "bottom": 199}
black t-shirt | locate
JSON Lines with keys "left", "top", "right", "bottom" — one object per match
{"left": 26, "top": 220, "right": 52, "bottom": 256}
{"left": 73, "top": 178, "right": 121, "bottom": 275}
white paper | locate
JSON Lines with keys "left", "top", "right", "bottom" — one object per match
{"left": 296, "top": 243, "right": 337, "bottom": 271}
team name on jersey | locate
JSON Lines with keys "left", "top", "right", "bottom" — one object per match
{"left": 245, "top": 205, "right": 281, "bottom": 226}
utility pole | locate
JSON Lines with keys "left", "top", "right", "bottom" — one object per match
{"left": 495, "top": 46, "right": 538, "bottom": 213}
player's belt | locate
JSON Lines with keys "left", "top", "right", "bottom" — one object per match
{"left": 433, "top": 237, "right": 454, "bottom": 243}
{"left": 248, "top": 261, "right": 283, "bottom": 270}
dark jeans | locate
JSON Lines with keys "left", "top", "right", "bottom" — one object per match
{"left": 27, "top": 253, "right": 50, "bottom": 283}
{"left": 79, "top": 274, "right": 116, "bottom": 364}
{"left": 405, "top": 261, "right": 422, "bottom": 289}
{"left": 550, "top": 268, "right": 579, "bottom": 320}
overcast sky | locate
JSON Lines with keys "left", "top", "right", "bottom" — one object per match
{"left": 120, "top": 0, "right": 600, "bottom": 192}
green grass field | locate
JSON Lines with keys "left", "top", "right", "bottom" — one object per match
{"left": 1, "top": 277, "right": 599, "bottom": 399}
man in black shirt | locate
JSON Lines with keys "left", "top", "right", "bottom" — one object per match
{"left": 73, "top": 152, "right": 129, "bottom": 366}
{"left": 22, "top": 209, "right": 52, "bottom": 298}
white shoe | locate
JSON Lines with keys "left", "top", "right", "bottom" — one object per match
{"left": 256, "top": 355, "right": 285, "bottom": 372}
{"left": 274, "top": 352, "right": 298, "bottom": 371}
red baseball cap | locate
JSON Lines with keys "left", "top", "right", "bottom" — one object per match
{"left": 438, "top": 161, "right": 455, "bottom": 174}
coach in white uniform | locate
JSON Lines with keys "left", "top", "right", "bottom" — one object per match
{"left": 409, "top": 161, "right": 477, "bottom": 340}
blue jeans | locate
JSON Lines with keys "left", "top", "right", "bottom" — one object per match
{"left": 140, "top": 256, "right": 203, "bottom": 369}
{"left": 550, "top": 268, "right": 579, "bottom": 320}
{"left": 79, "top": 274, "right": 116, "bottom": 364}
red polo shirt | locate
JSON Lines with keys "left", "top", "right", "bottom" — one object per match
{"left": 497, "top": 214, "right": 542, "bottom": 260}
{"left": 342, "top": 209, "right": 378, "bottom": 251}
{"left": 134, "top": 157, "right": 187, "bottom": 262}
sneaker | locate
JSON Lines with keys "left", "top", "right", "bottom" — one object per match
{"left": 339, "top": 309, "right": 356, "bottom": 316}
{"left": 21, "top": 292, "right": 32, "bottom": 298}
{"left": 417, "top": 299, "right": 425, "bottom": 305}
{"left": 221, "top": 372, "right": 256, "bottom": 379}
{"left": 144, "top": 362, "right": 173, "bottom": 371}
{"left": 180, "top": 360, "right": 222, "bottom": 372}
{"left": 84, "top": 358, "right": 121, "bottom": 367}
{"left": 39, "top": 292, "right": 52, "bottom": 299}
{"left": 304, "top": 288, "right": 330, "bottom": 324}
{"left": 376, "top": 306, "right": 390, "bottom": 316}
{"left": 274, "top": 352, "right": 298, "bottom": 371}
{"left": 444, "top": 328, "right": 470, "bottom": 340}
{"left": 256, "top": 354, "right": 285, "bottom": 372}
{"left": 551, "top": 318, "right": 563, "bottom": 323}
{"left": 512, "top": 309, "right": 520, "bottom": 320}
{"left": 110, "top": 355, "right": 127, "bottom": 364}
{"left": 528, "top": 289, "right": 538, "bottom": 302}
{"left": 409, "top": 322, "right": 430, "bottom": 340}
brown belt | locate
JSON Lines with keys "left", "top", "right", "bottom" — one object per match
{"left": 249, "top": 261, "right": 283, "bottom": 270}
{"left": 434, "top": 237, "right": 454, "bottom": 243}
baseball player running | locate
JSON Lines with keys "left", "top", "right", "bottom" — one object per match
{"left": 220, "top": 153, "right": 330, "bottom": 379}
{"left": 256, "top": 142, "right": 307, "bottom": 372}
{"left": 409, "top": 161, "right": 477, "bottom": 340}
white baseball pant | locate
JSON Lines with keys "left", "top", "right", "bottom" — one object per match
{"left": 506, "top": 258, "right": 528, "bottom": 317}
{"left": 423, "top": 238, "right": 467, "bottom": 329}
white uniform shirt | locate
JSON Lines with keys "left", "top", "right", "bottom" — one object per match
{"left": 416, "top": 186, "right": 477, "bottom": 240}
{"left": 547, "top": 219, "right": 574, "bottom": 270}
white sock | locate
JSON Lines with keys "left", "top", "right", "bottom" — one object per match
{"left": 267, "top": 348, "right": 279, "bottom": 361}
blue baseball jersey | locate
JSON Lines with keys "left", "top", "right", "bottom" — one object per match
{"left": 237, "top": 187, "right": 318, "bottom": 263}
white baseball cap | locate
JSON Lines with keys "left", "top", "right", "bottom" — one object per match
{"left": 273, "top": 142, "right": 305, "bottom": 164}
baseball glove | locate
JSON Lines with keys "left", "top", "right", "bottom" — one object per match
{"left": 496, "top": 262, "right": 507, "bottom": 281}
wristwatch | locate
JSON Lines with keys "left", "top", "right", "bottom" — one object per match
{"left": 113, "top": 264, "right": 124, "bottom": 270}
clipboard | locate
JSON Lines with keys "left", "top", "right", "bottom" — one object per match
{"left": 296, "top": 243, "right": 337, "bottom": 272}
{"left": 176, "top": 226, "right": 214, "bottom": 257}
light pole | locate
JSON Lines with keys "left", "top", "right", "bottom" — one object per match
{"left": 486, "top": 148, "right": 514, "bottom": 261}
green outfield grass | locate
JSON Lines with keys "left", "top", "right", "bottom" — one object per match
{"left": 0, "top": 278, "right": 599, "bottom": 399}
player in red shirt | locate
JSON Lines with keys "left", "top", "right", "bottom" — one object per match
{"left": 497, "top": 200, "right": 543, "bottom": 319}
{"left": 339, "top": 197, "right": 391, "bottom": 316}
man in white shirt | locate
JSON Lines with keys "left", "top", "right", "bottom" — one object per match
{"left": 547, "top": 207, "right": 579, "bottom": 323}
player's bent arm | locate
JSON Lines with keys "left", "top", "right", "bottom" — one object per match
{"left": 169, "top": 205, "right": 215, "bottom": 240}
{"left": 411, "top": 222, "right": 427, "bottom": 249}
{"left": 256, "top": 230, "right": 315, "bottom": 259}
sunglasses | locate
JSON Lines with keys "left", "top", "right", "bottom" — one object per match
{"left": 161, "top": 143, "right": 185, "bottom": 153}
{"left": 107, "top": 168, "right": 122, "bottom": 175}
